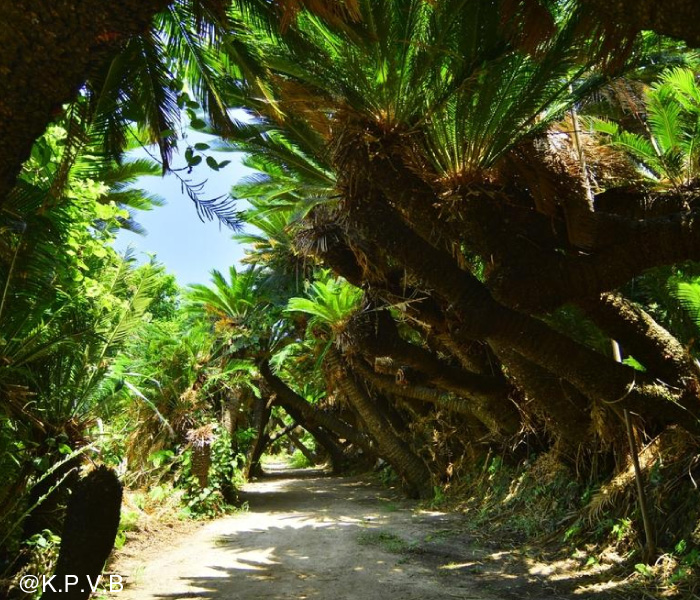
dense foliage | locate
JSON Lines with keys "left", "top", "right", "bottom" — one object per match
{"left": 5, "top": 0, "right": 700, "bottom": 596}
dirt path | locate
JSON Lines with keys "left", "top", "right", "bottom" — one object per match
{"left": 113, "top": 465, "right": 614, "bottom": 600}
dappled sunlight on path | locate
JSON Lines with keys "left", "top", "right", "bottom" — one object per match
{"left": 115, "top": 472, "right": 482, "bottom": 600}
{"left": 115, "top": 469, "right": 635, "bottom": 600}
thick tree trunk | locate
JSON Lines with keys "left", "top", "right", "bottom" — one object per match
{"left": 353, "top": 359, "right": 489, "bottom": 436}
{"left": 578, "top": 0, "right": 700, "bottom": 48}
{"left": 341, "top": 182, "right": 700, "bottom": 434}
{"left": 270, "top": 416, "right": 318, "bottom": 465}
{"left": 492, "top": 346, "right": 592, "bottom": 446}
{"left": 334, "top": 126, "right": 700, "bottom": 320}
{"left": 259, "top": 359, "right": 372, "bottom": 453}
{"left": 287, "top": 428, "right": 317, "bottom": 464}
{"left": 372, "top": 388, "right": 411, "bottom": 438}
{"left": 325, "top": 347, "right": 433, "bottom": 499}
{"left": 221, "top": 385, "right": 248, "bottom": 460}
{"left": 347, "top": 310, "right": 520, "bottom": 435}
{"left": 245, "top": 395, "right": 272, "bottom": 479}
{"left": 489, "top": 312, "right": 700, "bottom": 434}
{"left": 0, "top": 0, "right": 170, "bottom": 204}
{"left": 580, "top": 292, "right": 700, "bottom": 387}
{"left": 42, "top": 467, "right": 122, "bottom": 600}
{"left": 280, "top": 406, "right": 351, "bottom": 473}
{"left": 312, "top": 222, "right": 502, "bottom": 382}
{"left": 422, "top": 327, "right": 498, "bottom": 378}
{"left": 267, "top": 418, "right": 298, "bottom": 444}
{"left": 489, "top": 207, "right": 700, "bottom": 312}
{"left": 258, "top": 360, "right": 372, "bottom": 472}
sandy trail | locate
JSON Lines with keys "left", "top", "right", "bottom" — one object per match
{"left": 113, "top": 464, "right": 600, "bottom": 600}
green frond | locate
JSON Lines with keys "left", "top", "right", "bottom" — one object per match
{"left": 671, "top": 279, "right": 700, "bottom": 329}
{"left": 185, "top": 265, "right": 267, "bottom": 323}
{"left": 286, "top": 273, "right": 362, "bottom": 333}
{"left": 593, "top": 67, "right": 700, "bottom": 186}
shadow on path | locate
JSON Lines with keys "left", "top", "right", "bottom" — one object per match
{"left": 116, "top": 468, "right": 642, "bottom": 600}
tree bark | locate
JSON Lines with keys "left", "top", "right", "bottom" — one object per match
{"left": 347, "top": 309, "right": 520, "bottom": 435}
{"left": 311, "top": 221, "right": 502, "bottom": 381}
{"left": 578, "top": 0, "right": 700, "bottom": 48}
{"left": 286, "top": 428, "right": 317, "bottom": 464}
{"left": 492, "top": 346, "right": 592, "bottom": 445}
{"left": 580, "top": 292, "right": 700, "bottom": 387}
{"left": 0, "top": 0, "right": 170, "bottom": 204}
{"left": 258, "top": 359, "right": 372, "bottom": 453}
{"left": 258, "top": 359, "right": 374, "bottom": 473}
{"left": 333, "top": 127, "right": 700, "bottom": 318}
{"left": 325, "top": 346, "right": 433, "bottom": 498}
{"left": 42, "top": 467, "right": 122, "bottom": 600}
{"left": 245, "top": 395, "right": 272, "bottom": 479}
{"left": 489, "top": 207, "right": 700, "bottom": 312}
{"left": 353, "top": 359, "right": 489, "bottom": 433}
{"left": 341, "top": 182, "right": 700, "bottom": 434}
{"left": 269, "top": 416, "right": 318, "bottom": 465}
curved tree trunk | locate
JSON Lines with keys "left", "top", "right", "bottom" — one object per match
{"left": 325, "top": 346, "right": 433, "bottom": 499}
{"left": 286, "top": 428, "right": 317, "bottom": 464}
{"left": 578, "top": 0, "right": 700, "bottom": 47}
{"left": 580, "top": 292, "right": 700, "bottom": 387}
{"left": 492, "top": 346, "right": 592, "bottom": 446}
{"left": 245, "top": 395, "right": 272, "bottom": 479}
{"left": 347, "top": 310, "right": 520, "bottom": 436}
{"left": 258, "top": 360, "right": 372, "bottom": 472}
{"left": 340, "top": 183, "right": 700, "bottom": 435}
{"left": 42, "top": 467, "right": 122, "bottom": 600}
{"left": 269, "top": 416, "right": 318, "bottom": 465}
{"left": 0, "top": 0, "right": 170, "bottom": 204}
{"left": 259, "top": 360, "right": 371, "bottom": 452}
{"left": 353, "top": 359, "right": 489, "bottom": 434}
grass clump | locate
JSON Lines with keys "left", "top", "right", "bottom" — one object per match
{"left": 356, "top": 529, "right": 420, "bottom": 554}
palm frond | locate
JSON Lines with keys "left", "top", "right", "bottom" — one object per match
{"left": 671, "top": 279, "right": 700, "bottom": 329}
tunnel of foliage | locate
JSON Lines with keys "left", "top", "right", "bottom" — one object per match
{"left": 4, "top": 0, "right": 700, "bottom": 595}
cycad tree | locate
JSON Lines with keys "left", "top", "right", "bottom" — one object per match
{"left": 220, "top": 0, "right": 700, "bottom": 445}
{"left": 591, "top": 67, "right": 700, "bottom": 189}
{"left": 287, "top": 272, "right": 432, "bottom": 497}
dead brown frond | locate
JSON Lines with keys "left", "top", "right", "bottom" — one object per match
{"left": 570, "top": 8, "right": 638, "bottom": 74}
{"left": 169, "top": 388, "right": 202, "bottom": 436}
{"left": 271, "top": 76, "right": 333, "bottom": 138}
{"left": 589, "top": 400, "right": 622, "bottom": 444}
{"left": 549, "top": 114, "right": 640, "bottom": 191}
{"left": 500, "top": 0, "right": 557, "bottom": 57}
{"left": 186, "top": 422, "right": 217, "bottom": 447}
{"left": 498, "top": 137, "right": 584, "bottom": 219}
{"left": 187, "top": 424, "right": 216, "bottom": 489}
{"left": 583, "top": 426, "right": 696, "bottom": 525}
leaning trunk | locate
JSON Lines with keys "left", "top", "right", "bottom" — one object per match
{"left": 41, "top": 467, "right": 122, "bottom": 600}
{"left": 325, "top": 347, "right": 432, "bottom": 499}
{"left": 245, "top": 395, "right": 272, "bottom": 479}
{"left": 0, "top": 0, "right": 170, "bottom": 204}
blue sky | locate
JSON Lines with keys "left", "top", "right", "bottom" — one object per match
{"left": 113, "top": 130, "right": 254, "bottom": 287}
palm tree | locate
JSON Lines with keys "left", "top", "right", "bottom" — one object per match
{"left": 0, "top": 119, "right": 167, "bottom": 551}
{"left": 187, "top": 265, "right": 265, "bottom": 329}
{"left": 286, "top": 272, "right": 433, "bottom": 497}
{"left": 214, "top": 0, "right": 700, "bottom": 446}
{"left": 590, "top": 67, "right": 700, "bottom": 190}
{"left": 185, "top": 265, "right": 289, "bottom": 477}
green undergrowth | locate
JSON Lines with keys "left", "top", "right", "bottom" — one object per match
{"left": 356, "top": 529, "right": 421, "bottom": 555}
{"left": 288, "top": 449, "right": 314, "bottom": 469}
{"left": 447, "top": 452, "right": 581, "bottom": 540}
{"left": 425, "top": 444, "right": 700, "bottom": 598}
